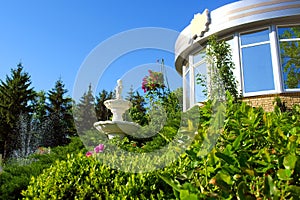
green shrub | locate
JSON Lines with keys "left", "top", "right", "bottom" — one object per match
{"left": 160, "top": 95, "right": 300, "bottom": 199}
{"left": 0, "top": 137, "right": 85, "bottom": 200}
{"left": 21, "top": 95, "right": 300, "bottom": 199}
{"left": 0, "top": 161, "right": 45, "bottom": 200}
{"left": 22, "top": 153, "right": 173, "bottom": 200}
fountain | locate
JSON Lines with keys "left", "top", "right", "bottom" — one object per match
{"left": 94, "top": 79, "right": 141, "bottom": 139}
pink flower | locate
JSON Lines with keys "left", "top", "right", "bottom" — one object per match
{"left": 94, "top": 144, "right": 104, "bottom": 153}
{"left": 86, "top": 151, "right": 93, "bottom": 157}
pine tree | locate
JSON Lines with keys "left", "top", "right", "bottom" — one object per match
{"left": 128, "top": 91, "right": 148, "bottom": 126}
{"left": 0, "top": 63, "right": 36, "bottom": 159}
{"left": 125, "top": 85, "right": 134, "bottom": 101}
{"left": 74, "top": 84, "right": 97, "bottom": 133}
{"left": 30, "top": 91, "right": 47, "bottom": 149}
{"left": 42, "top": 79, "right": 76, "bottom": 147}
{"left": 32, "top": 91, "right": 47, "bottom": 123}
{"left": 95, "top": 90, "right": 114, "bottom": 121}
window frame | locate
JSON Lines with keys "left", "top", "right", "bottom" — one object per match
{"left": 192, "top": 49, "right": 207, "bottom": 104}
{"left": 189, "top": 48, "right": 207, "bottom": 107}
{"left": 239, "top": 27, "right": 277, "bottom": 96}
{"left": 277, "top": 24, "right": 300, "bottom": 92}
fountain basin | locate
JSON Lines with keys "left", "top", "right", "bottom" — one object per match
{"left": 94, "top": 121, "right": 141, "bottom": 139}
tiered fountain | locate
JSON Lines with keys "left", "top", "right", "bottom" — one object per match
{"left": 94, "top": 79, "right": 141, "bottom": 139}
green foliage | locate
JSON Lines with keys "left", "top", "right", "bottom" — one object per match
{"left": 0, "top": 137, "right": 85, "bottom": 200}
{"left": 160, "top": 94, "right": 300, "bottom": 199}
{"left": 197, "top": 35, "right": 239, "bottom": 100}
{"left": 95, "top": 89, "right": 114, "bottom": 121}
{"left": 0, "top": 63, "right": 36, "bottom": 159}
{"left": 22, "top": 153, "right": 173, "bottom": 200}
{"left": 142, "top": 70, "right": 166, "bottom": 101}
{"left": 43, "top": 79, "right": 76, "bottom": 147}
{"left": 74, "top": 84, "right": 97, "bottom": 133}
{"left": 32, "top": 91, "right": 47, "bottom": 123}
{"left": 20, "top": 95, "right": 300, "bottom": 199}
{"left": 0, "top": 159, "right": 45, "bottom": 200}
{"left": 127, "top": 91, "right": 148, "bottom": 126}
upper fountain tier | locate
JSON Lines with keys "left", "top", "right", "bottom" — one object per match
{"left": 104, "top": 99, "right": 132, "bottom": 122}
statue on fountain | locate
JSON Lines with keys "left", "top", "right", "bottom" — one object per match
{"left": 116, "top": 79, "right": 123, "bottom": 100}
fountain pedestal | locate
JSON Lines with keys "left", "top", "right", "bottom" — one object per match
{"left": 94, "top": 79, "right": 141, "bottom": 139}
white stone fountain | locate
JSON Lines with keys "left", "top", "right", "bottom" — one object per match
{"left": 94, "top": 79, "right": 141, "bottom": 139}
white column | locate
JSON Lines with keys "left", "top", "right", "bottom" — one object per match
{"left": 182, "top": 65, "right": 187, "bottom": 111}
{"left": 189, "top": 55, "right": 195, "bottom": 107}
{"left": 233, "top": 33, "right": 242, "bottom": 93}
{"left": 270, "top": 25, "right": 283, "bottom": 93}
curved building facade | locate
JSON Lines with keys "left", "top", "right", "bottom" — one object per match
{"left": 175, "top": 0, "right": 300, "bottom": 111}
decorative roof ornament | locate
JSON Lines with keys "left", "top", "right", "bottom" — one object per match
{"left": 190, "top": 9, "right": 210, "bottom": 40}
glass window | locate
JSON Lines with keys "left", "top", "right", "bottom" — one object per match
{"left": 241, "top": 29, "right": 270, "bottom": 45}
{"left": 193, "top": 51, "right": 205, "bottom": 64}
{"left": 240, "top": 29, "right": 275, "bottom": 93}
{"left": 192, "top": 50, "right": 207, "bottom": 104}
{"left": 185, "top": 70, "right": 190, "bottom": 109}
{"left": 278, "top": 26, "right": 300, "bottom": 89}
{"left": 226, "top": 37, "right": 234, "bottom": 48}
{"left": 242, "top": 44, "right": 274, "bottom": 92}
{"left": 194, "top": 62, "right": 207, "bottom": 102}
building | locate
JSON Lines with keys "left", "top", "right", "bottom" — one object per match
{"left": 175, "top": 0, "right": 300, "bottom": 111}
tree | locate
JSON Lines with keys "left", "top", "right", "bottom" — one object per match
{"left": 197, "top": 35, "right": 238, "bottom": 100}
{"left": 42, "top": 79, "right": 76, "bottom": 147}
{"left": 0, "top": 63, "right": 36, "bottom": 159}
{"left": 32, "top": 91, "right": 47, "bottom": 123}
{"left": 95, "top": 90, "right": 114, "bottom": 121}
{"left": 74, "top": 84, "right": 97, "bottom": 133}
{"left": 127, "top": 91, "right": 148, "bottom": 126}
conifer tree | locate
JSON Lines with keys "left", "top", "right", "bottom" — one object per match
{"left": 127, "top": 91, "right": 148, "bottom": 126}
{"left": 0, "top": 63, "right": 36, "bottom": 159}
{"left": 74, "top": 84, "right": 97, "bottom": 132}
{"left": 95, "top": 90, "right": 114, "bottom": 121}
{"left": 32, "top": 91, "right": 47, "bottom": 123}
{"left": 42, "top": 79, "right": 76, "bottom": 147}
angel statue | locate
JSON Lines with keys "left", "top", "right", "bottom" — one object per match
{"left": 116, "top": 79, "right": 123, "bottom": 99}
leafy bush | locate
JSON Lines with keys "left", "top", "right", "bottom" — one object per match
{"left": 22, "top": 153, "right": 174, "bottom": 200}
{"left": 22, "top": 95, "right": 300, "bottom": 199}
{"left": 0, "top": 161, "right": 45, "bottom": 200}
{"left": 0, "top": 137, "right": 85, "bottom": 200}
{"left": 160, "top": 95, "right": 300, "bottom": 199}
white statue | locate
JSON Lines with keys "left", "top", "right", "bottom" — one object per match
{"left": 116, "top": 79, "right": 123, "bottom": 99}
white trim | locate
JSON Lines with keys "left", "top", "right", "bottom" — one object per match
{"left": 243, "top": 89, "right": 278, "bottom": 97}
{"left": 241, "top": 40, "right": 270, "bottom": 48}
{"left": 239, "top": 32, "right": 246, "bottom": 95}
{"left": 233, "top": 33, "right": 242, "bottom": 93}
{"left": 182, "top": 65, "right": 187, "bottom": 111}
{"left": 279, "top": 38, "right": 300, "bottom": 42}
{"left": 189, "top": 55, "right": 195, "bottom": 107}
{"left": 191, "top": 48, "right": 208, "bottom": 105}
{"left": 277, "top": 25, "right": 300, "bottom": 91}
{"left": 193, "top": 58, "right": 206, "bottom": 68}
{"left": 270, "top": 25, "right": 284, "bottom": 93}
{"left": 184, "top": 66, "right": 190, "bottom": 76}
{"left": 239, "top": 27, "right": 277, "bottom": 95}
{"left": 283, "top": 88, "right": 300, "bottom": 92}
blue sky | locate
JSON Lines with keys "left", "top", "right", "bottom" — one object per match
{"left": 0, "top": 0, "right": 237, "bottom": 100}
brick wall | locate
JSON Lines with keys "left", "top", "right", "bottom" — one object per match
{"left": 242, "top": 92, "right": 300, "bottom": 112}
